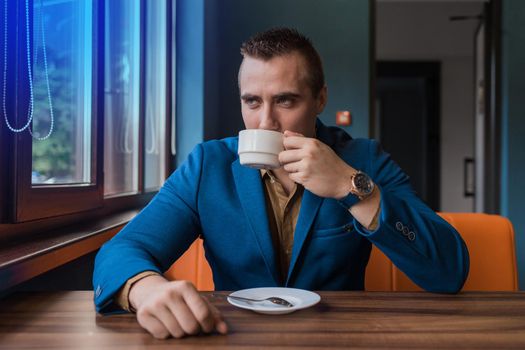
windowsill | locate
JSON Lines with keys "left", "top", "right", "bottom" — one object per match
{"left": 0, "top": 209, "right": 139, "bottom": 292}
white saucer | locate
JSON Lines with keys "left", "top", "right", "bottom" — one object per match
{"left": 227, "top": 287, "right": 321, "bottom": 315}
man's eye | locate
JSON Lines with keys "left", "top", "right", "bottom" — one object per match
{"left": 244, "top": 99, "right": 259, "bottom": 107}
{"left": 277, "top": 97, "right": 294, "bottom": 107}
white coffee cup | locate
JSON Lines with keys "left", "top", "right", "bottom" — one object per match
{"left": 238, "top": 129, "right": 284, "bottom": 169}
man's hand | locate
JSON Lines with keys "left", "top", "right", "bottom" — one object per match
{"left": 129, "top": 275, "right": 228, "bottom": 339}
{"left": 279, "top": 130, "right": 354, "bottom": 199}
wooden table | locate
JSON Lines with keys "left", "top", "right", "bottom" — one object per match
{"left": 1, "top": 291, "right": 525, "bottom": 349}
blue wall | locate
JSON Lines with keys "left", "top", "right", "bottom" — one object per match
{"left": 175, "top": 0, "right": 205, "bottom": 166}
{"left": 177, "top": 0, "right": 371, "bottom": 163}
{"left": 202, "top": 0, "right": 371, "bottom": 142}
{"left": 501, "top": 0, "right": 525, "bottom": 289}
{"left": 177, "top": 0, "right": 370, "bottom": 163}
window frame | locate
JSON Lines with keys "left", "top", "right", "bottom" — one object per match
{"left": 0, "top": 105, "right": 9, "bottom": 224}
{"left": 11, "top": 0, "right": 104, "bottom": 222}
{"left": 166, "top": 0, "right": 175, "bottom": 176}
{"left": 0, "top": 0, "right": 17, "bottom": 224}
{"left": 0, "top": 0, "right": 176, "bottom": 226}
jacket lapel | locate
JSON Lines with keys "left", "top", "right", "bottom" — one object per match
{"left": 285, "top": 119, "right": 340, "bottom": 285}
{"left": 285, "top": 190, "right": 324, "bottom": 285}
{"left": 231, "top": 160, "right": 280, "bottom": 285}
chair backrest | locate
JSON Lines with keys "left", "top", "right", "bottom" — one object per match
{"left": 165, "top": 212, "right": 518, "bottom": 292}
{"left": 165, "top": 238, "right": 214, "bottom": 291}
{"left": 365, "top": 212, "right": 518, "bottom": 291}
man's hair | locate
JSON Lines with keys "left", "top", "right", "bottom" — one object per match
{"left": 240, "top": 27, "right": 325, "bottom": 97}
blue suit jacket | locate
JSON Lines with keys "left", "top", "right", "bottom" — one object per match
{"left": 93, "top": 120, "right": 469, "bottom": 313}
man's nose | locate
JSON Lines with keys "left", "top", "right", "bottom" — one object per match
{"left": 258, "top": 105, "right": 279, "bottom": 130}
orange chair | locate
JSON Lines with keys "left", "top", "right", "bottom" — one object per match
{"left": 165, "top": 213, "right": 518, "bottom": 292}
{"left": 165, "top": 239, "right": 214, "bottom": 291}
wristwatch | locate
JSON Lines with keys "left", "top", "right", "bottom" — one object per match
{"left": 338, "top": 170, "right": 375, "bottom": 210}
{"left": 349, "top": 170, "right": 375, "bottom": 200}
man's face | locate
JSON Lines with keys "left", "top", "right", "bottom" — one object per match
{"left": 238, "top": 51, "right": 326, "bottom": 138}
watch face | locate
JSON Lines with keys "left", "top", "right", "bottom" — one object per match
{"left": 354, "top": 172, "right": 373, "bottom": 195}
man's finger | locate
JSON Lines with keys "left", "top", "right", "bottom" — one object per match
{"left": 284, "top": 130, "right": 304, "bottom": 137}
{"left": 283, "top": 135, "right": 308, "bottom": 150}
{"left": 154, "top": 306, "right": 185, "bottom": 338}
{"left": 288, "top": 171, "right": 304, "bottom": 185}
{"left": 182, "top": 291, "right": 216, "bottom": 334}
{"left": 283, "top": 161, "right": 302, "bottom": 174}
{"left": 137, "top": 310, "right": 171, "bottom": 339}
{"left": 279, "top": 149, "right": 302, "bottom": 165}
{"left": 166, "top": 296, "right": 201, "bottom": 335}
{"left": 203, "top": 297, "right": 228, "bottom": 334}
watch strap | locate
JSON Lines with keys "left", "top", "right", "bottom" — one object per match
{"left": 337, "top": 192, "right": 361, "bottom": 210}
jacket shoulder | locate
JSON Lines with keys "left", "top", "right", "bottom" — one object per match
{"left": 199, "top": 137, "right": 239, "bottom": 161}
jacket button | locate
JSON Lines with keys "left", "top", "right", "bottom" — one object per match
{"left": 402, "top": 226, "right": 409, "bottom": 235}
{"left": 408, "top": 231, "right": 416, "bottom": 241}
{"left": 395, "top": 222, "right": 403, "bottom": 231}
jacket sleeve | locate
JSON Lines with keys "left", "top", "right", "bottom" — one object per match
{"left": 92, "top": 144, "right": 204, "bottom": 314}
{"left": 354, "top": 140, "right": 470, "bottom": 293}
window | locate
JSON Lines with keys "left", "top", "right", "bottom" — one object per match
{"left": 144, "top": 0, "right": 168, "bottom": 191}
{"left": 103, "top": 0, "right": 140, "bottom": 196}
{"left": 31, "top": 0, "right": 93, "bottom": 185}
{"left": 0, "top": 0, "right": 176, "bottom": 224}
{"left": 3, "top": 0, "right": 102, "bottom": 222}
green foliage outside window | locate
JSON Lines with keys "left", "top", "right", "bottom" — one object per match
{"left": 31, "top": 48, "right": 75, "bottom": 183}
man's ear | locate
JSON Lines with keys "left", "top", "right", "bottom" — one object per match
{"left": 317, "top": 85, "right": 328, "bottom": 114}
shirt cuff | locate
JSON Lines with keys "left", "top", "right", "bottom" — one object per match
{"left": 366, "top": 203, "right": 382, "bottom": 231}
{"left": 115, "top": 271, "right": 160, "bottom": 313}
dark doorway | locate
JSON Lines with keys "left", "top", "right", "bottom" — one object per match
{"left": 376, "top": 62, "right": 440, "bottom": 211}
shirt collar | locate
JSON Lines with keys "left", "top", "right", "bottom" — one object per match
{"left": 259, "top": 169, "right": 277, "bottom": 182}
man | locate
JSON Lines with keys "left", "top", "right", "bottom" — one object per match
{"left": 93, "top": 27, "right": 469, "bottom": 339}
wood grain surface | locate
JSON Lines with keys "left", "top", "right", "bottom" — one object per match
{"left": 1, "top": 291, "right": 525, "bottom": 349}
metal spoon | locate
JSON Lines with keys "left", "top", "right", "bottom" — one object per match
{"left": 211, "top": 293, "right": 294, "bottom": 307}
